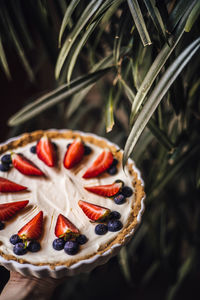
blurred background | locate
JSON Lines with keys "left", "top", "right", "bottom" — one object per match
{"left": 0, "top": 0, "right": 200, "bottom": 299}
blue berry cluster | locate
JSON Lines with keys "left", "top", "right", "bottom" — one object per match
{"left": 10, "top": 234, "right": 41, "bottom": 256}
{"left": 95, "top": 211, "right": 123, "bottom": 235}
{"left": 0, "top": 154, "right": 12, "bottom": 172}
{"left": 53, "top": 234, "right": 88, "bottom": 255}
{"left": 113, "top": 185, "right": 133, "bottom": 205}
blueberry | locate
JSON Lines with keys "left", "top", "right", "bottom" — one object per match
{"left": 107, "top": 219, "right": 123, "bottom": 232}
{"left": 1, "top": 154, "right": 12, "bottom": 165}
{"left": 76, "top": 234, "right": 88, "bottom": 245}
{"left": 95, "top": 224, "right": 108, "bottom": 235}
{"left": 64, "top": 241, "right": 79, "bottom": 255}
{"left": 0, "top": 163, "right": 10, "bottom": 172}
{"left": 52, "top": 238, "right": 65, "bottom": 251}
{"left": 27, "top": 240, "right": 41, "bottom": 252}
{"left": 114, "top": 194, "right": 126, "bottom": 205}
{"left": 30, "top": 145, "right": 37, "bottom": 154}
{"left": 112, "top": 158, "right": 118, "bottom": 166}
{"left": 10, "top": 234, "right": 22, "bottom": 245}
{"left": 0, "top": 221, "right": 5, "bottom": 230}
{"left": 66, "top": 143, "right": 71, "bottom": 149}
{"left": 109, "top": 211, "right": 121, "bottom": 220}
{"left": 121, "top": 186, "right": 133, "bottom": 197}
{"left": 107, "top": 165, "right": 118, "bottom": 175}
{"left": 13, "top": 242, "right": 27, "bottom": 256}
{"left": 84, "top": 145, "right": 92, "bottom": 155}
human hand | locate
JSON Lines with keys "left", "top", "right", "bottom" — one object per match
{"left": 0, "top": 270, "right": 65, "bottom": 300}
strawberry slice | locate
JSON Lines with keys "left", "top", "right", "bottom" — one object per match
{"left": 84, "top": 181, "right": 123, "bottom": 197}
{"left": 78, "top": 200, "right": 110, "bottom": 222}
{"left": 0, "top": 177, "right": 27, "bottom": 193}
{"left": 18, "top": 211, "right": 43, "bottom": 240}
{"left": 55, "top": 214, "right": 80, "bottom": 238}
{"left": 82, "top": 149, "right": 113, "bottom": 179}
{"left": 0, "top": 200, "right": 29, "bottom": 221}
{"left": 36, "top": 136, "right": 56, "bottom": 167}
{"left": 63, "top": 137, "right": 85, "bottom": 169}
{"left": 12, "top": 153, "right": 44, "bottom": 176}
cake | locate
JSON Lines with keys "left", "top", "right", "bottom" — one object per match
{"left": 0, "top": 130, "right": 145, "bottom": 277}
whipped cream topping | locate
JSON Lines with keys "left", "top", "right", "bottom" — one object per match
{"left": 0, "top": 137, "right": 135, "bottom": 265}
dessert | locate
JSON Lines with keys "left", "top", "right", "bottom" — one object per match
{"left": 0, "top": 130, "right": 145, "bottom": 277}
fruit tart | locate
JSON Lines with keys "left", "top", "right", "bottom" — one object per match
{"left": 0, "top": 130, "right": 145, "bottom": 278}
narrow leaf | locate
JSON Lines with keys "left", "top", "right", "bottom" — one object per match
{"left": 58, "top": 0, "right": 81, "bottom": 47}
{"left": 166, "top": 249, "right": 196, "bottom": 300}
{"left": 185, "top": 1, "right": 200, "bottom": 32}
{"left": 0, "top": 8, "right": 35, "bottom": 82}
{"left": 119, "top": 77, "right": 136, "bottom": 103}
{"left": 118, "top": 247, "right": 132, "bottom": 283}
{"left": 113, "top": 9, "right": 129, "bottom": 65}
{"left": 105, "top": 88, "right": 115, "bottom": 132}
{"left": 143, "top": 0, "right": 167, "bottom": 41}
{"left": 130, "top": 4, "right": 195, "bottom": 124}
{"left": 66, "top": 47, "right": 129, "bottom": 118}
{"left": 168, "top": 0, "right": 197, "bottom": 32}
{"left": 55, "top": 0, "right": 103, "bottom": 79}
{"left": 127, "top": 0, "right": 152, "bottom": 47}
{"left": 123, "top": 37, "right": 200, "bottom": 167}
{"left": 8, "top": 67, "right": 112, "bottom": 126}
{"left": 66, "top": 20, "right": 100, "bottom": 83}
{"left": 0, "top": 36, "right": 11, "bottom": 79}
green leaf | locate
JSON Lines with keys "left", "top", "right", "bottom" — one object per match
{"left": 55, "top": 0, "right": 103, "bottom": 79}
{"left": 58, "top": 0, "right": 81, "bottom": 47}
{"left": 148, "top": 118, "right": 174, "bottom": 151}
{"left": 88, "top": 0, "right": 118, "bottom": 25}
{"left": 127, "top": 0, "right": 152, "bottom": 47}
{"left": 0, "top": 36, "right": 11, "bottom": 80}
{"left": 123, "top": 37, "right": 200, "bottom": 167}
{"left": 185, "top": 1, "right": 200, "bottom": 32}
{"left": 168, "top": 0, "right": 197, "bottom": 32}
{"left": 8, "top": 67, "right": 112, "bottom": 126}
{"left": 166, "top": 249, "right": 196, "bottom": 300}
{"left": 105, "top": 88, "right": 115, "bottom": 132}
{"left": 196, "top": 163, "right": 200, "bottom": 189}
{"left": 119, "top": 77, "right": 136, "bottom": 103}
{"left": 143, "top": 0, "right": 167, "bottom": 41}
{"left": 11, "top": 0, "right": 34, "bottom": 50}
{"left": 0, "top": 7, "right": 35, "bottom": 82}
{"left": 66, "top": 19, "right": 101, "bottom": 83}
{"left": 113, "top": 9, "right": 129, "bottom": 65}
{"left": 66, "top": 47, "right": 129, "bottom": 118}
{"left": 118, "top": 247, "right": 132, "bottom": 283}
{"left": 130, "top": 3, "right": 195, "bottom": 124}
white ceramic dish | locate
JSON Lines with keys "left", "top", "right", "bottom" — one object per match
{"left": 0, "top": 130, "right": 145, "bottom": 278}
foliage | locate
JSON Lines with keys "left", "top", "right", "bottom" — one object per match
{"left": 0, "top": 0, "right": 200, "bottom": 299}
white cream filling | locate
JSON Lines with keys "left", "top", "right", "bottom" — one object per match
{"left": 0, "top": 138, "right": 135, "bottom": 265}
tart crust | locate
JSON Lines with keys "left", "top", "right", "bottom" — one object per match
{"left": 0, "top": 130, "right": 145, "bottom": 269}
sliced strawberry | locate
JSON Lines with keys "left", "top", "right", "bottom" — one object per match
{"left": 82, "top": 149, "right": 113, "bottom": 179}
{"left": 12, "top": 153, "right": 44, "bottom": 176}
{"left": 84, "top": 181, "right": 123, "bottom": 197}
{"left": 0, "top": 177, "right": 27, "bottom": 193}
{"left": 36, "top": 136, "right": 56, "bottom": 167}
{"left": 18, "top": 211, "right": 43, "bottom": 240}
{"left": 78, "top": 200, "right": 110, "bottom": 222}
{"left": 63, "top": 137, "right": 85, "bottom": 169}
{"left": 0, "top": 200, "right": 29, "bottom": 221}
{"left": 55, "top": 214, "right": 80, "bottom": 238}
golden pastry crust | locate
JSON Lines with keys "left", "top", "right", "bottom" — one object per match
{"left": 0, "top": 130, "right": 145, "bottom": 269}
